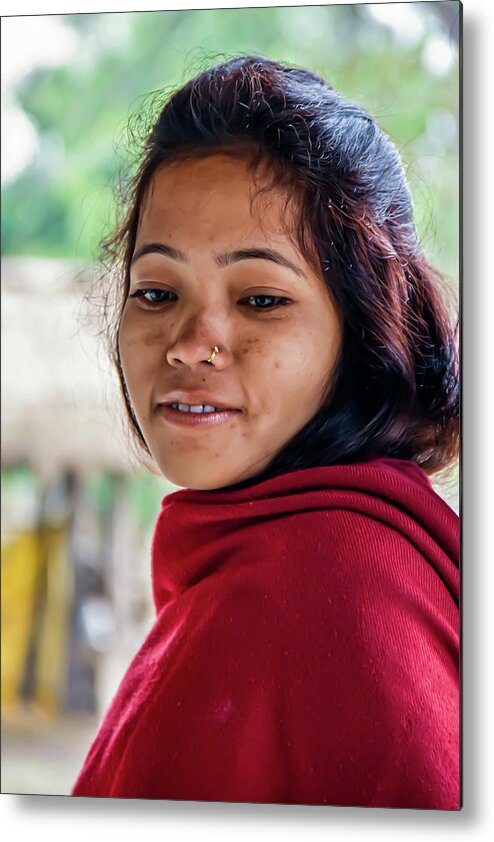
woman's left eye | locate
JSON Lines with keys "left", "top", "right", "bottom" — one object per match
{"left": 240, "top": 295, "right": 291, "bottom": 310}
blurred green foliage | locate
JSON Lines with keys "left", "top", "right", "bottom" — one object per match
{"left": 2, "top": 4, "right": 459, "bottom": 285}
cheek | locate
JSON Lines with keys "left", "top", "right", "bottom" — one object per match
{"left": 119, "top": 314, "right": 164, "bottom": 373}
{"left": 118, "top": 318, "right": 167, "bottom": 419}
{"left": 277, "top": 334, "right": 313, "bottom": 380}
{"left": 246, "top": 336, "right": 309, "bottom": 421}
{"left": 266, "top": 329, "right": 334, "bottom": 417}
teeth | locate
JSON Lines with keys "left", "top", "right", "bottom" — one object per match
{"left": 171, "top": 403, "right": 219, "bottom": 414}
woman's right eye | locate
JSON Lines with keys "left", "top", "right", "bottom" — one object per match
{"left": 129, "top": 288, "right": 177, "bottom": 304}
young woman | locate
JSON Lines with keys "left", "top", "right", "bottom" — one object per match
{"left": 72, "top": 56, "right": 460, "bottom": 809}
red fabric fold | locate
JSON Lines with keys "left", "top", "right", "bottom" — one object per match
{"left": 71, "top": 458, "right": 460, "bottom": 809}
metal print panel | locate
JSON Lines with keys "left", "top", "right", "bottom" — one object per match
{"left": 1, "top": 1, "right": 461, "bottom": 810}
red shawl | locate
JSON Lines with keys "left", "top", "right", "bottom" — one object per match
{"left": 72, "top": 458, "right": 460, "bottom": 809}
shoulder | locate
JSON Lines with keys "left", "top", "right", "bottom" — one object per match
{"left": 266, "top": 506, "right": 438, "bottom": 593}
{"left": 222, "top": 506, "right": 459, "bottom": 688}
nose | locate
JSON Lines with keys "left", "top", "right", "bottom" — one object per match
{"left": 165, "top": 309, "right": 232, "bottom": 370}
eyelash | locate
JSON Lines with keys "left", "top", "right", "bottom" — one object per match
{"left": 129, "top": 289, "right": 291, "bottom": 310}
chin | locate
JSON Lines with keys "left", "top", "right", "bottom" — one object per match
{"left": 158, "top": 463, "right": 234, "bottom": 491}
{"left": 158, "top": 459, "right": 264, "bottom": 492}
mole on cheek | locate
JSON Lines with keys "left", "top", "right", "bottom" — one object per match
{"left": 242, "top": 338, "right": 263, "bottom": 356}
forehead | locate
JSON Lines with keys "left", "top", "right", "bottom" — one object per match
{"left": 137, "top": 154, "right": 299, "bottom": 247}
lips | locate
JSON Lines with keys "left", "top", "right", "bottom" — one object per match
{"left": 156, "top": 403, "right": 241, "bottom": 428}
{"left": 158, "top": 390, "right": 242, "bottom": 413}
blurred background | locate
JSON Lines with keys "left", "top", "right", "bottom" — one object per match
{"left": 1, "top": 2, "right": 460, "bottom": 795}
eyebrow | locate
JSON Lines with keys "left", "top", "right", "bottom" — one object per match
{"left": 130, "top": 242, "right": 306, "bottom": 278}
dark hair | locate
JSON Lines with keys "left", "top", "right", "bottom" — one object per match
{"left": 102, "top": 55, "right": 459, "bottom": 482}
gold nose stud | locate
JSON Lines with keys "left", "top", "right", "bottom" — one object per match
{"left": 206, "top": 345, "right": 220, "bottom": 364}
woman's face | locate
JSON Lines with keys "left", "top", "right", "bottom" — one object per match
{"left": 118, "top": 154, "right": 343, "bottom": 489}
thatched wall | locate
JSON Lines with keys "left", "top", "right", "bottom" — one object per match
{"left": 2, "top": 256, "right": 133, "bottom": 478}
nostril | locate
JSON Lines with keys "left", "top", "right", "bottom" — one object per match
{"left": 165, "top": 339, "right": 228, "bottom": 369}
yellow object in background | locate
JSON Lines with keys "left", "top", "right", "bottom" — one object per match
{"left": 1, "top": 531, "right": 42, "bottom": 708}
{"left": 1, "top": 526, "right": 70, "bottom": 715}
{"left": 34, "top": 525, "right": 70, "bottom": 715}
